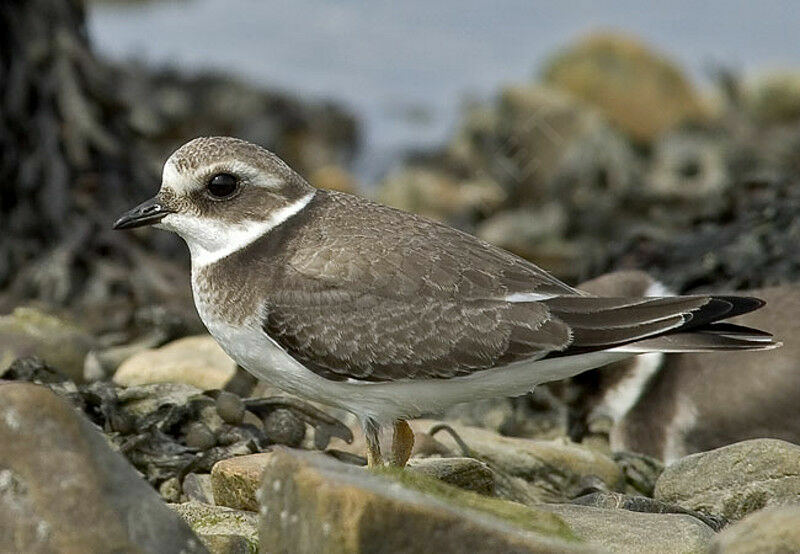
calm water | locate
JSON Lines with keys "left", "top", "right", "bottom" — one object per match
{"left": 89, "top": 0, "right": 800, "bottom": 181}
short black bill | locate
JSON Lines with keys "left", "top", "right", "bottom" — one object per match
{"left": 113, "top": 196, "right": 173, "bottom": 229}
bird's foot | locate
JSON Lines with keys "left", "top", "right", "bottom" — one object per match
{"left": 390, "top": 419, "right": 414, "bottom": 467}
{"left": 365, "top": 418, "right": 384, "bottom": 467}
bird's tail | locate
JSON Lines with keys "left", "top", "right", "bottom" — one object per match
{"left": 543, "top": 294, "right": 780, "bottom": 357}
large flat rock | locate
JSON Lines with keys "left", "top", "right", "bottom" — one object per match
{"left": 0, "top": 382, "right": 207, "bottom": 553}
{"left": 544, "top": 504, "right": 714, "bottom": 554}
{"left": 258, "top": 447, "right": 593, "bottom": 554}
{"left": 654, "top": 439, "right": 800, "bottom": 521}
{"left": 710, "top": 506, "right": 800, "bottom": 553}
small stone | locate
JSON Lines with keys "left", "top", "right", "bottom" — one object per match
{"left": 211, "top": 453, "right": 274, "bottom": 511}
{"left": 160, "top": 476, "right": 182, "bottom": 503}
{"left": 262, "top": 408, "right": 305, "bottom": 447}
{"left": 654, "top": 439, "right": 800, "bottom": 521}
{"left": 543, "top": 504, "right": 714, "bottom": 554}
{"left": 186, "top": 422, "right": 217, "bottom": 450}
{"left": 710, "top": 506, "right": 800, "bottom": 553}
{"left": 170, "top": 501, "right": 258, "bottom": 554}
{"left": 183, "top": 473, "right": 216, "bottom": 505}
{"left": 407, "top": 457, "right": 495, "bottom": 496}
{"left": 114, "top": 335, "right": 236, "bottom": 390}
{"left": 216, "top": 391, "right": 245, "bottom": 425}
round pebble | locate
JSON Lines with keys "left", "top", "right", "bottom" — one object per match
{"left": 215, "top": 391, "right": 245, "bottom": 425}
{"left": 158, "top": 476, "right": 182, "bottom": 503}
{"left": 185, "top": 422, "right": 216, "bottom": 450}
{"left": 263, "top": 408, "right": 306, "bottom": 447}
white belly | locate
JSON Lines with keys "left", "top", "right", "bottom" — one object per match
{"left": 191, "top": 266, "right": 632, "bottom": 423}
{"left": 198, "top": 310, "right": 631, "bottom": 425}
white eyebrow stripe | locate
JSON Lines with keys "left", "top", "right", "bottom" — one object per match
{"left": 225, "top": 161, "right": 283, "bottom": 190}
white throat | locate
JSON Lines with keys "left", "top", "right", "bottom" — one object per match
{"left": 160, "top": 191, "right": 315, "bottom": 267}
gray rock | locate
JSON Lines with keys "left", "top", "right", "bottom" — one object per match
{"left": 0, "top": 307, "right": 95, "bottom": 382}
{"left": 710, "top": 506, "right": 800, "bottom": 553}
{"left": 258, "top": 447, "right": 592, "bottom": 553}
{"left": 407, "top": 457, "right": 496, "bottom": 496}
{"left": 654, "top": 439, "right": 800, "bottom": 521}
{"left": 411, "top": 420, "right": 624, "bottom": 504}
{"left": 0, "top": 382, "right": 207, "bottom": 553}
{"left": 171, "top": 501, "right": 258, "bottom": 554}
{"left": 544, "top": 504, "right": 714, "bottom": 554}
{"left": 183, "top": 473, "right": 216, "bottom": 505}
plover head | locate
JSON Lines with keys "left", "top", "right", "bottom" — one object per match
{"left": 114, "top": 137, "right": 315, "bottom": 265}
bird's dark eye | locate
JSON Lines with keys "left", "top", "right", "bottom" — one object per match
{"left": 207, "top": 173, "right": 239, "bottom": 199}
